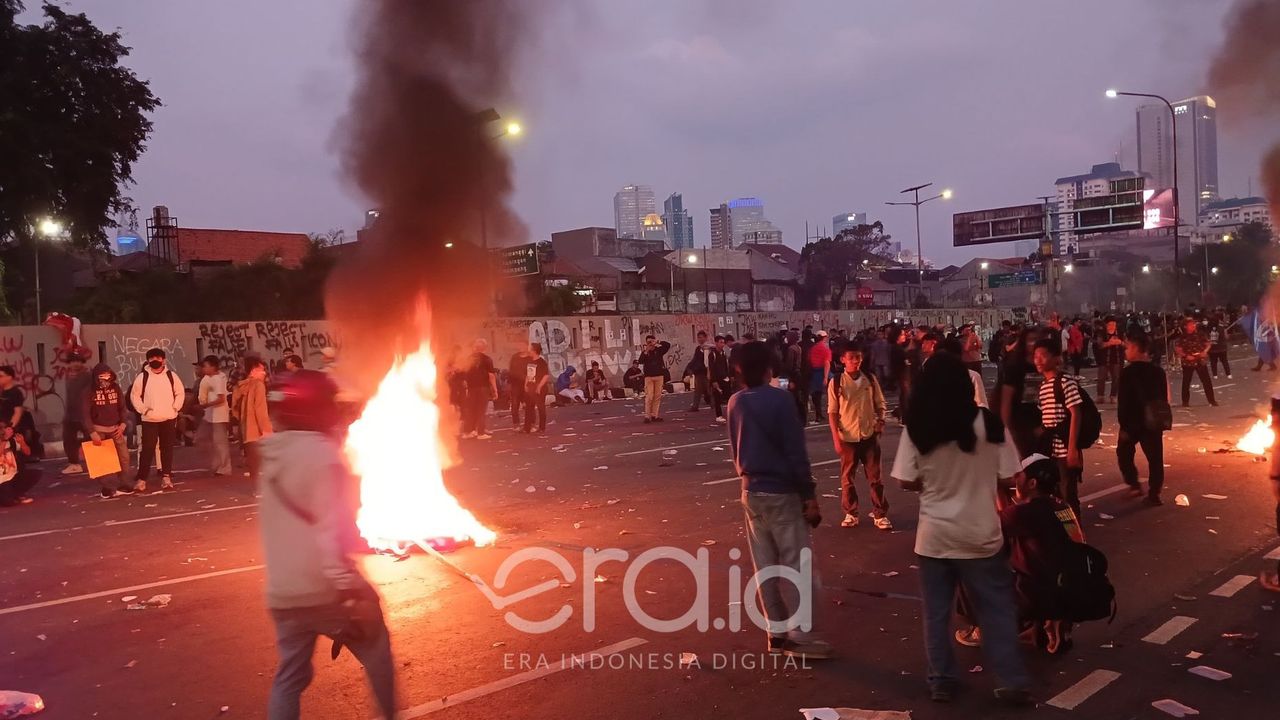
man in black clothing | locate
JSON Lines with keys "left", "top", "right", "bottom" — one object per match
{"left": 1116, "top": 332, "right": 1169, "bottom": 505}
{"left": 687, "top": 331, "right": 712, "bottom": 411}
{"left": 638, "top": 335, "right": 671, "bottom": 422}
{"left": 507, "top": 348, "right": 530, "bottom": 428}
{"left": 706, "top": 335, "right": 730, "bottom": 422}
{"left": 1094, "top": 318, "right": 1124, "bottom": 403}
{"left": 622, "top": 360, "right": 644, "bottom": 396}
{"left": 1208, "top": 319, "right": 1232, "bottom": 379}
{"left": 462, "top": 339, "right": 497, "bottom": 440}
{"left": 522, "top": 343, "right": 550, "bottom": 434}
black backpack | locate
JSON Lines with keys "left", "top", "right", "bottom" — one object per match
{"left": 1052, "top": 375, "right": 1102, "bottom": 449}
{"left": 1057, "top": 541, "right": 1117, "bottom": 623}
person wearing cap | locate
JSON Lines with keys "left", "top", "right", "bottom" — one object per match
{"left": 258, "top": 370, "right": 396, "bottom": 718}
{"left": 197, "top": 356, "right": 233, "bottom": 476}
{"left": 129, "top": 348, "right": 184, "bottom": 491}
{"left": 60, "top": 350, "right": 93, "bottom": 475}
{"left": 806, "top": 330, "right": 832, "bottom": 424}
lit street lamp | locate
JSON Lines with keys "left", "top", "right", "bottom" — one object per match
{"left": 886, "top": 182, "right": 952, "bottom": 307}
{"left": 34, "top": 217, "right": 64, "bottom": 321}
{"left": 1106, "top": 88, "right": 1183, "bottom": 311}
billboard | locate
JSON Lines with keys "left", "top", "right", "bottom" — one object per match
{"left": 1142, "top": 187, "right": 1176, "bottom": 230}
{"left": 1069, "top": 176, "right": 1146, "bottom": 235}
{"left": 953, "top": 203, "right": 1046, "bottom": 247}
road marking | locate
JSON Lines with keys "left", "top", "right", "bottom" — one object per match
{"left": 0, "top": 503, "right": 259, "bottom": 543}
{"left": 616, "top": 425, "right": 825, "bottom": 457}
{"left": 702, "top": 458, "right": 841, "bottom": 486}
{"left": 1215, "top": 383, "right": 1235, "bottom": 389}
{"left": 1080, "top": 483, "right": 1127, "bottom": 504}
{"left": 1046, "top": 669, "right": 1121, "bottom": 710}
{"left": 1143, "top": 616, "right": 1198, "bottom": 645}
{"left": 0, "top": 564, "right": 264, "bottom": 616}
{"left": 396, "top": 637, "right": 648, "bottom": 718}
{"left": 1264, "top": 545, "right": 1280, "bottom": 561}
{"left": 1209, "top": 574, "right": 1255, "bottom": 597}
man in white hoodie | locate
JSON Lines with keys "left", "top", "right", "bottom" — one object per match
{"left": 259, "top": 370, "right": 395, "bottom": 720}
{"left": 129, "top": 348, "right": 184, "bottom": 492}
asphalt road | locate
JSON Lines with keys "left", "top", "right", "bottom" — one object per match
{"left": 2, "top": 359, "right": 1279, "bottom": 720}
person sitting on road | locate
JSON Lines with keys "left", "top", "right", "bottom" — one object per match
{"left": 555, "top": 366, "right": 586, "bottom": 405}
{"left": 584, "top": 361, "right": 609, "bottom": 402}
{"left": 0, "top": 420, "right": 38, "bottom": 507}
{"left": 622, "top": 360, "right": 645, "bottom": 397}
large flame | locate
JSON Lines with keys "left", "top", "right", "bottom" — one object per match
{"left": 1236, "top": 418, "right": 1275, "bottom": 456}
{"left": 346, "top": 338, "right": 496, "bottom": 551}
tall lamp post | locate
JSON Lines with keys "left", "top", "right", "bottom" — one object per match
{"left": 1106, "top": 89, "right": 1182, "bottom": 311}
{"left": 475, "top": 108, "right": 522, "bottom": 312}
{"left": 887, "top": 183, "right": 952, "bottom": 307}
{"left": 34, "top": 217, "right": 62, "bottom": 321}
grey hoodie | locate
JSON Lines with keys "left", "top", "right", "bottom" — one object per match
{"left": 257, "top": 430, "right": 367, "bottom": 609}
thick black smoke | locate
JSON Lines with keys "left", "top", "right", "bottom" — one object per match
{"left": 327, "top": 0, "right": 527, "bottom": 396}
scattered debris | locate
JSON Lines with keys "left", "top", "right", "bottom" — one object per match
{"left": 700, "top": 540, "right": 717, "bottom": 546}
{"left": 593, "top": 574, "right": 607, "bottom": 584}
{"left": 220, "top": 706, "right": 230, "bottom": 714}
{"left": 679, "top": 652, "right": 698, "bottom": 669}
{"left": 1205, "top": 516, "right": 1220, "bottom": 520}
{"left": 1221, "top": 631, "right": 1259, "bottom": 641}
{"left": 1099, "top": 513, "right": 1115, "bottom": 520}
{"left": 1202, "top": 494, "right": 1228, "bottom": 500}
{"left": 126, "top": 594, "right": 172, "bottom": 611}
{"left": 882, "top": 571, "right": 900, "bottom": 578}
{"left": 1187, "top": 665, "right": 1232, "bottom": 681}
{"left": 799, "top": 709, "right": 912, "bottom": 720}
{"left": 618, "top": 530, "right": 631, "bottom": 536}
{"left": 712, "top": 446, "right": 725, "bottom": 451}
{"left": 606, "top": 499, "right": 621, "bottom": 505}
{"left": 525, "top": 486, "right": 537, "bottom": 493}
{"left": 546, "top": 486, "right": 556, "bottom": 492}
{"left": 1151, "top": 699, "right": 1200, "bottom": 717}
{"left": 573, "top": 522, "right": 583, "bottom": 530}
{"left": 1174, "top": 593, "right": 1197, "bottom": 602}
{"left": 121, "top": 596, "right": 138, "bottom": 603}
{"left": 1197, "top": 448, "right": 1207, "bottom": 453}
{"left": 1175, "top": 494, "right": 1191, "bottom": 507}
{"left": 124, "top": 660, "right": 138, "bottom": 669}
{"left": 491, "top": 641, "right": 505, "bottom": 648}
{"left": 1185, "top": 651, "right": 1203, "bottom": 660}
{"left": 35, "top": 634, "right": 46, "bottom": 641}
{"left": 593, "top": 466, "right": 609, "bottom": 471}
{"left": 0, "top": 691, "right": 45, "bottom": 717}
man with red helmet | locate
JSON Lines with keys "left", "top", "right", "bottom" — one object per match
{"left": 258, "top": 370, "right": 396, "bottom": 719}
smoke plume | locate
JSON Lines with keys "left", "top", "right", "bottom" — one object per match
{"left": 327, "top": 0, "right": 528, "bottom": 396}
{"left": 1207, "top": 0, "right": 1280, "bottom": 221}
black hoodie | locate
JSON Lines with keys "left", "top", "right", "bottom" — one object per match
{"left": 83, "top": 363, "right": 127, "bottom": 428}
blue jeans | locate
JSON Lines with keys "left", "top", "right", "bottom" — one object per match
{"left": 918, "top": 553, "right": 1029, "bottom": 692}
{"left": 268, "top": 603, "right": 396, "bottom": 720}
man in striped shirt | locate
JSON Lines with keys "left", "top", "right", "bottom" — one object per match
{"left": 1033, "top": 339, "right": 1084, "bottom": 516}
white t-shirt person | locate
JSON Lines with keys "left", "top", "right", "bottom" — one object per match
{"left": 199, "top": 372, "right": 230, "bottom": 424}
{"left": 891, "top": 412, "right": 1020, "bottom": 559}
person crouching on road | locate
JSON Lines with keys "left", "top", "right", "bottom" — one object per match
{"left": 259, "top": 370, "right": 396, "bottom": 720}
{"left": 0, "top": 421, "right": 38, "bottom": 507}
{"left": 129, "top": 348, "right": 184, "bottom": 492}
{"left": 84, "top": 363, "right": 132, "bottom": 498}
{"left": 727, "top": 340, "right": 831, "bottom": 660}
{"left": 828, "top": 348, "right": 891, "bottom": 530}
{"left": 233, "top": 358, "right": 273, "bottom": 481}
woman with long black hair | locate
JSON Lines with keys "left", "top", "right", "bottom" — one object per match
{"left": 890, "top": 352, "right": 1030, "bottom": 706}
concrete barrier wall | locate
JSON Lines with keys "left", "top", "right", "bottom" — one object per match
{"left": 3, "top": 308, "right": 1018, "bottom": 432}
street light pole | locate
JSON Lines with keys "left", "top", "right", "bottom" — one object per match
{"left": 34, "top": 217, "right": 63, "bottom": 322}
{"left": 1107, "top": 89, "right": 1182, "bottom": 312}
{"left": 887, "top": 183, "right": 951, "bottom": 308}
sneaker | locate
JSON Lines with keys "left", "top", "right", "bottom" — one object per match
{"left": 653, "top": 417, "right": 665, "bottom": 423}
{"left": 840, "top": 513, "right": 859, "bottom": 528}
{"left": 643, "top": 417, "right": 652, "bottom": 424}
{"left": 714, "top": 416, "right": 727, "bottom": 424}
{"left": 133, "top": 480, "right": 147, "bottom": 493}
{"left": 930, "top": 684, "right": 956, "bottom": 703}
{"left": 461, "top": 431, "right": 477, "bottom": 439}
{"left": 873, "top": 515, "right": 893, "bottom": 531}
{"left": 1124, "top": 486, "right": 1144, "bottom": 498}
{"left": 100, "top": 488, "right": 126, "bottom": 499}
{"left": 160, "top": 475, "right": 174, "bottom": 490}
{"left": 955, "top": 626, "right": 982, "bottom": 647}
{"left": 993, "top": 687, "right": 1033, "bottom": 707}
{"left": 476, "top": 434, "right": 493, "bottom": 440}
{"left": 62, "top": 464, "right": 85, "bottom": 475}
{"left": 767, "top": 636, "right": 786, "bottom": 655}
{"left": 115, "top": 485, "right": 135, "bottom": 495}
{"left": 781, "top": 638, "right": 832, "bottom": 660}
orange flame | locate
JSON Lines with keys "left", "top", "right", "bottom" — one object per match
{"left": 1236, "top": 418, "right": 1275, "bottom": 456}
{"left": 346, "top": 337, "right": 496, "bottom": 551}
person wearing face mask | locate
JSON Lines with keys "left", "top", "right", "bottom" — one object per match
{"left": 84, "top": 363, "right": 132, "bottom": 498}
{"left": 232, "top": 357, "right": 273, "bottom": 481}
{"left": 129, "top": 348, "right": 184, "bottom": 491}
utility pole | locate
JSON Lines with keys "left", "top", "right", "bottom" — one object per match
{"left": 1037, "top": 195, "right": 1057, "bottom": 313}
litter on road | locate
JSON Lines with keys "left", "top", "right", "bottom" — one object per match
{"left": 799, "top": 709, "right": 912, "bottom": 720}
{"left": 1175, "top": 494, "right": 1191, "bottom": 507}
{"left": 0, "top": 691, "right": 44, "bottom": 718}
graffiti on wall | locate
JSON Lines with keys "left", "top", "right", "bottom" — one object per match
{"left": 112, "top": 335, "right": 189, "bottom": 379}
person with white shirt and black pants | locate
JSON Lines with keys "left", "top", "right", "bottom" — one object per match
{"left": 130, "top": 348, "right": 184, "bottom": 491}
{"left": 197, "top": 355, "right": 232, "bottom": 476}
{"left": 891, "top": 352, "right": 1031, "bottom": 706}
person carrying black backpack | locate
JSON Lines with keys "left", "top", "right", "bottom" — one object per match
{"left": 1033, "top": 339, "right": 1089, "bottom": 516}
{"left": 129, "top": 348, "right": 185, "bottom": 492}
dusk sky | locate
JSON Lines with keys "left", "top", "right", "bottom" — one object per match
{"left": 34, "top": 0, "right": 1280, "bottom": 266}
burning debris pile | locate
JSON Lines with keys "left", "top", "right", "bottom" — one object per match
{"left": 326, "top": 0, "right": 531, "bottom": 550}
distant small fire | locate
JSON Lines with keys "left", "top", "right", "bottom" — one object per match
{"left": 346, "top": 334, "right": 496, "bottom": 552}
{"left": 1235, "top": 418, "right": 1275, "bottom": 456}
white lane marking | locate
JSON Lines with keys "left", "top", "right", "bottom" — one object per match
{"left": 396, "top": 637, "right": 648, "bottom": 718}
{"left": 616, "top": 425, "right": 826, "bottom": 457}
{"left": 1214, "top": 383, "right": 1235, "bottom": 389}
{"left": 0, "top": 503, "right": 259, "bottom": 543}
{"left": 1046, "top": 669, "right": 1122, "bottom": 710}
{"left": 1143, "top": 616, "right": 1198, "bottom": 645}
{"left": 1209, "top": 574, "right": 1256, "bottom": 598}
{"left": 1080, "top": 483, "right": 1127, "bottom": 504}
{"left": 0, "top": 564, "right": 264, "bottom": 616}
{"left": 702, "top": 458, "right": 841, "bottom": 486}
{"left": 1264, "top": 544, "right": 1280, "bottom": 561}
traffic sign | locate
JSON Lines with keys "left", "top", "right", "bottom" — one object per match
{"left": 953, "top": 203, "right": 1046, "bottom": 247}
{"left": 855, "top": 286, "right": 874, "bottom": 307}
{"left": 492, "top": 243, "right": 539, "bottom": 277}
{"left": 987, "top": 270, "right": 1041, "bottom": 288}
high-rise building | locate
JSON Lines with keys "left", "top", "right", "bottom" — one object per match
{"left": 1136, "top": 96, "right": 1219, "bottom": 223}
{"left": 639, "top": 213, "right": 669, "bottom": 245}
{"left": 709, "top": 197, "right": 781, "bottom": 248}
{"left": 662, "top": 193, "right": 694, "bottom": 250}
{"left": 832, "top": 211, "right": 867, "bottom": 237}
{"left": 710, "top": 204, "right": 731, "bottom": 249}
{"left": 614, "top": 184, "right": 656, "bottom": 239}
{"left": 1053, "top": 162, "right": 1139, "bottom": 255}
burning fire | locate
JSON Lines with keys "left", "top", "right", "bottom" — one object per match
{"left": 1236, "top": 418, "right": 1275, "bottom": 456}
{"left": 346, "top": 338, "right": 496, "bottom": 552}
